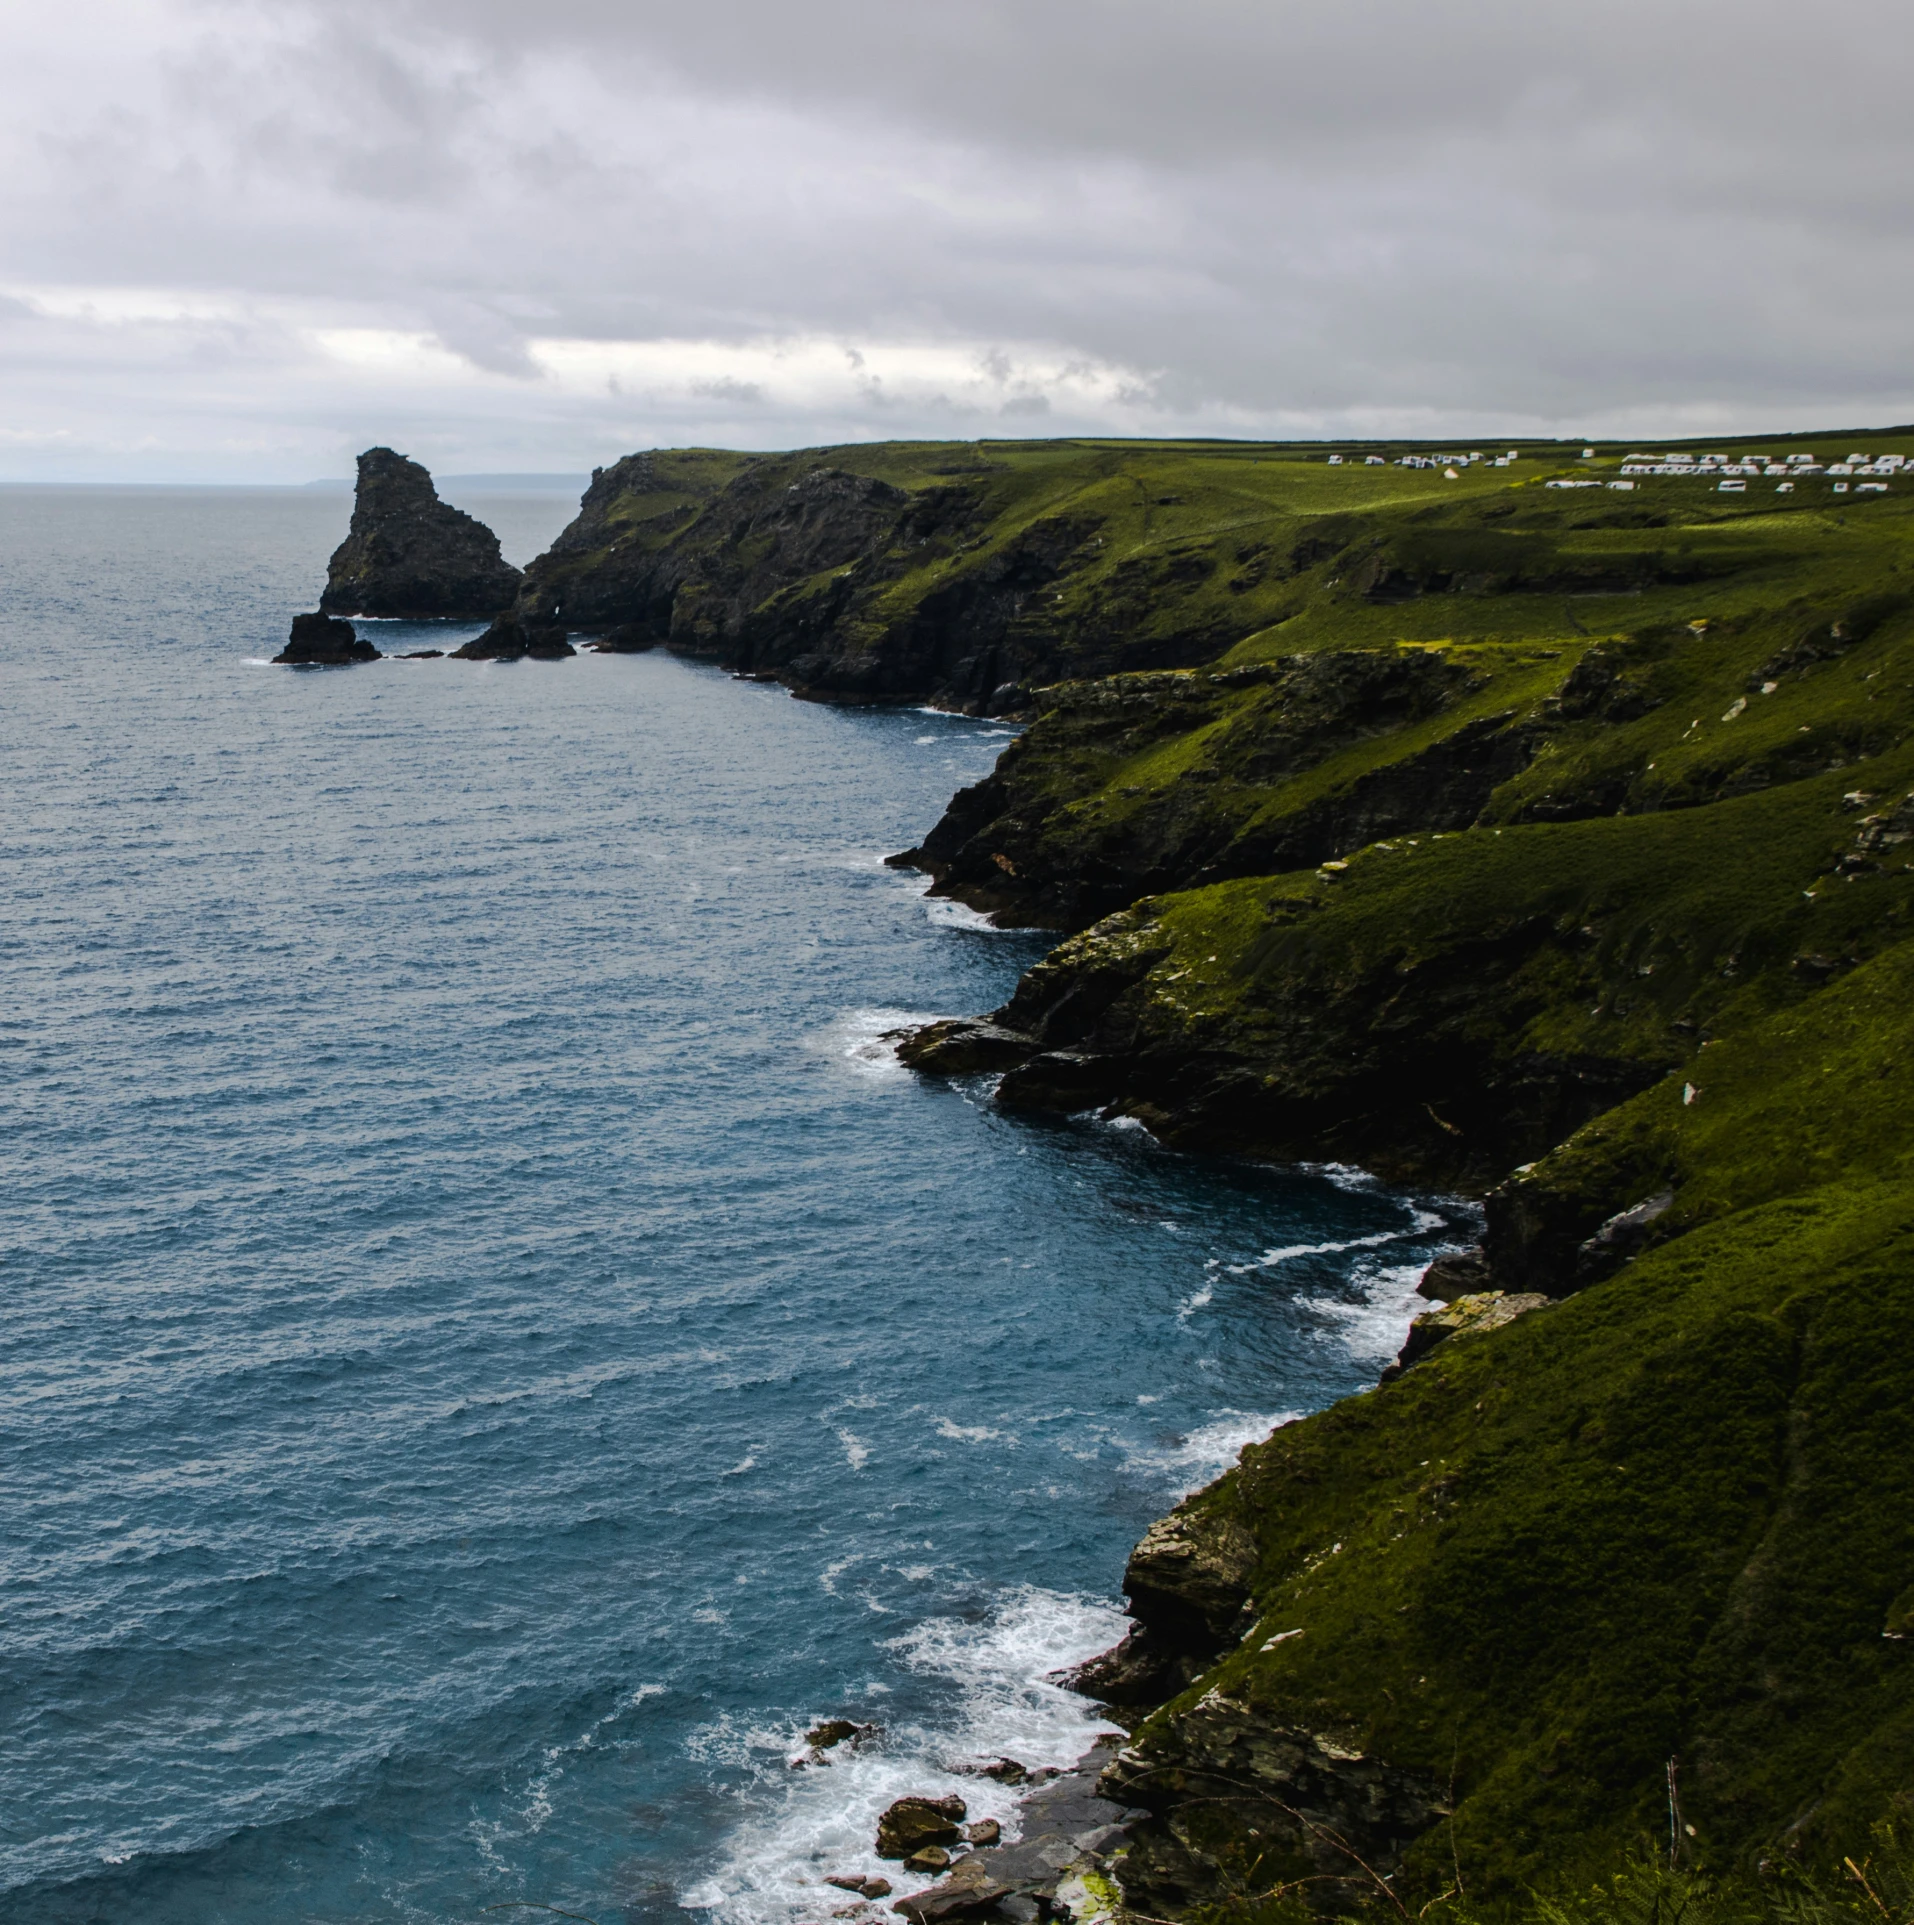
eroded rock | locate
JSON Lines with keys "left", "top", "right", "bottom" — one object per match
{"left": 1382, "top": 1289, "right": 1551, "bottom": 1382}
{"left": 273, "top": 611, "right": 380, "bottom": 665}
{"left": 320, "top": 447, "right": 521, "bottom": 620}
{"left": 452, "top": 615, "right": 576, "bottom": 661}
{"left": 894, "top": 1020, "right": 1037, "bottom": 1075}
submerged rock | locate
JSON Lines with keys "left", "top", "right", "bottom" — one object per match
{"left": 451, "top": 615, "right": 576, "bottom": 661}
{"left": 273, "top": 611, "right": 380, "bottom": 665}
{"left": 319, "top": 447, "right": 522, "bottom": 620}
{"left": 806, "top": 1718, "right": 879, "bottom": 1752}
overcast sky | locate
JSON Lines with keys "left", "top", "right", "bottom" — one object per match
{"left": 5, "top": 0, "right": 1912, "bottom": 479}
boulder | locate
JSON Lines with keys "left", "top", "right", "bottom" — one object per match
{"left": 1575, "top": 1188, "right": 1676, "bottom": 1285}
{"left": 1417, "top": 1244, "right": 1491, "bottom": 1302}
{"left": 825, "top": 1877, "right": 868, "bottom": 1893}
{"left": 273, "top": 611, "right": 380, "bottom": 665}
{"left": 975, "top": 1759, "right": 1028, "bottom": 1785}
{"left": 875, "top": 1795, "right": 966, "bottom": 1859}
{"left": 860, "top": 1879, "right": 892, "bottom": 1899}
{"left": 902, "top": 1848, "right": 951, "bottom": 1874}
{"left": 961, "top": 1820, "right": 1000, "bottom": 1847}
{"left": 452, "top": 615, "right": 576, "bottom": 661}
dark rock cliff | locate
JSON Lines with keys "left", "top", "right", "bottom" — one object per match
{"left": 505, "top": 450, "right": 1243, "bottom": 711}
{"left": 319, "top": 448, "right": 522, "bottom": 620}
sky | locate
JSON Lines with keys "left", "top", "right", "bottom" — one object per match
{"left": 4, "top": 0, "right": 1912, "bottom": 480}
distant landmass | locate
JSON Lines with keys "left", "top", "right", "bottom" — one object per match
{"left": 301, "top": 472, "right": 589, "bottom": 494}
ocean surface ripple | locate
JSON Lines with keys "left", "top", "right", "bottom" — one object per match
{"left": 0, "top": 486, "right": 1469, "bottom": 1924}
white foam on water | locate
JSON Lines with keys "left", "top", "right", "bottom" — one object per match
{"left": 922, "top": 897, "right": 1015, "bottom": 933}
{"left": 1126, "top": 1409, "right": 1299, "bottom": 1492}
{"left": 1175, "top": 1283, "right": 1214, "bottom": 1320}
{"left": 933, "top": 1418, "right": 1005, "bottom": 1444}
{"left": 1299, "top": 1256, "right": 1437, "bottom": 1366}
{"left": 681, "top": 1586, "right": 1124, "bottom": 1925}
{"left": 814, "top": 1009, "right": 938, "bottom": 1080}
{"left": 1228, "top": 1205, "right": 1444, "bottom": 1276}
{"left": 836, "top": 1428, "right": 872, "bottom": 1471}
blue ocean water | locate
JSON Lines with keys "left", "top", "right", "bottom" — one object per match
{"left": 0, "top": 485, "right": 1469, "bottom": 1925}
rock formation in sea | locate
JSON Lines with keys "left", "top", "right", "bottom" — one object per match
{"left": 318, "top": 447, "right": 522, "bottom": 620}
{"left": 450, "top": 614, "right": 575, "bottom": 661}
{"left": 273, "top": 611, "right": 381, "bottom": 665}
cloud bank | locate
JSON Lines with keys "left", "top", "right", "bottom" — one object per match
{"left": 4, "top": 0, "right": 1912, "bottom": 478}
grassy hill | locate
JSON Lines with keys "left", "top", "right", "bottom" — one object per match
{"left": 516, "top": 432, "right": 1914, "bottom": 1914}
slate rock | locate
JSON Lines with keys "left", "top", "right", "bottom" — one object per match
{"left": 273, "top": 611, "right": 380, "bottom": 665}
{"left": 589, "top": 622, "right": 658, "bottom": 653}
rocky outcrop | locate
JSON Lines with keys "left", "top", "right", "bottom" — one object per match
{"left": 1069, "top": 1500, "right": 1258, "bottom": 1707}
{"left": 1378, "top": 1288, "right": 1551, "bottom": 1383}
{"left": 450, "top": 615, "right": 575, "bottom": 661}
{"left": 876, "top": 1796, "right": 967, "bottom": 1860}
{"left": 1101, "top": 1702, "right": 1451, "bottom": 1918}
{"left": 273, "top": 611, "right": 379, "bottom": 665}
{"left": 319, "top": 447, "right": 522, "bottom": 619}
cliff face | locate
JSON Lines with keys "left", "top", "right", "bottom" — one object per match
{"left": 503, "top": 441, "right": 1357, "bottom": 710}
{"left": 877, "top": 432, "right": 1914, "bottom": 1907}
{"left": 319, "top": 448, "right": 522, "bottom": 619}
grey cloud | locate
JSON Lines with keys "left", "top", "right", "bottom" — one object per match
{"left": 1, "top": 0, "right": 1911, "bottom": 477}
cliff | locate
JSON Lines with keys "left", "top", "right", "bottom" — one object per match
{"left": 500, "top": 441, "right": 1385, "bottom": 711}
{"left": 877, "top": 431, "right": 1914, "bottom": 1910}
{"left": 319, "top": 447, "right": 522, "bottom": 619}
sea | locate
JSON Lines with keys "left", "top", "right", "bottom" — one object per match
{"left": 0, "top": 483, "right": 1471, "bottom": 1925}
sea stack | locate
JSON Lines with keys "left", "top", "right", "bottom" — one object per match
{"left": 273, "top": 611, "right": 381, "bottom": 665}
{"left": 319, "top": 447, "right": 522, "bottom": 619}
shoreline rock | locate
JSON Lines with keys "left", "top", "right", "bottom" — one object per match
{"left": 886, "top": 1740, "right": 1140, "bottom": 1925}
